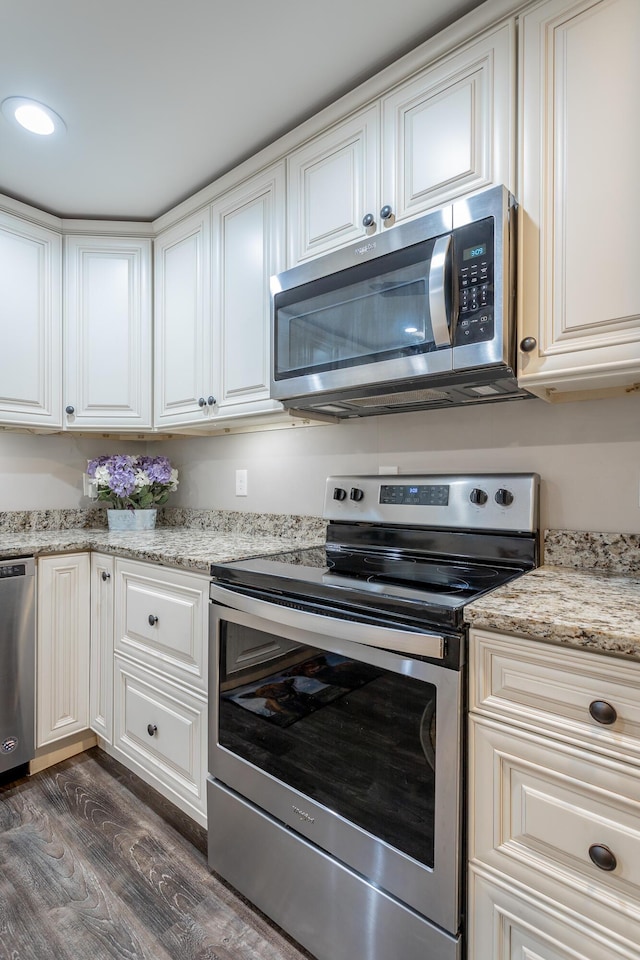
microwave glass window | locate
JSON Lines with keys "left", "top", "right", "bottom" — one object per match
{"left": 218, "top": 623, "right": 438, "bottom": 869}
{"left": 275, "top": 238, "right": 444, "bottom": 378}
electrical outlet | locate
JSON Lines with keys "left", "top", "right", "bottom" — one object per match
{"left": 235, "top": 468, "right": 248, "bottom": 497}
{"left": 83, "top": 474, "right": 98, "bottom": 499}
{"left": 379, "top": 465, "right": 399, "bottom": 475}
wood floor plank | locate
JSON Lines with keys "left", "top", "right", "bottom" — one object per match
{"left": 0, "top": 749, "right": 314, "bottom": 960}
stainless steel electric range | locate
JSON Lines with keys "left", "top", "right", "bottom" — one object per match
{"left": 207, "top": 473, "right": 540, "bottom": 960}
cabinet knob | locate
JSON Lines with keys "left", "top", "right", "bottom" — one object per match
{"left": 588, "top": 700, "right": 617, "bottom": 725}
{"left": 65, "top": 405, "right": 75, "bottom": 415}
{"left": 207, "top": 396, "right": 216, "bottom": 406}
{"left": 148, "top": 614, "right": 158, "bottom": 626}
{"left": 101, "top": 570, "right": 110, "bottom": 581}
{"left": 520, "top": 337, "right": 537, "bottom": 353}
{"left": 380, "top": 204, "right": 393, "bottom": 222}
{"left": 198, "top": 397, "right": 206, "bottom": 407}
{"left": 147, "top": 723, "right": 158, "bottom": 737}
{"left": 588, "top": 843, "right": 617, "bottom": 872}
{"left": 362, "top": 213, "right": 375, "bottom": 228}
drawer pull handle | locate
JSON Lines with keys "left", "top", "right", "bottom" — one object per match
{"left": 148, "top": 614, "right": 158, "bottom": 626}
{"left": 589, "top": 700, "right": 617, "bottom": 725}
{"left": 147, "top": 724, "right": 158, "bottom": 737}
{"left": 588, "top": 843, "right": 617, "bottom": 872}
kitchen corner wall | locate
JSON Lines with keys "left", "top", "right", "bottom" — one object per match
{"left": 1, "top": 393, "right": 639, "bottom": 534}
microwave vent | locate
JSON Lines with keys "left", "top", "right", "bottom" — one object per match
{"left": 348, "top": 388, "right": 451, "bottom": 408}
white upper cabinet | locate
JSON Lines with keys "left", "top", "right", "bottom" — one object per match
{"left": 286, "top": 21, "right": 514, "bottom": 266}
{"left": 381, "top": 21, "right": 515, "bottom": 226}
{"left": 518, "top": 0, "right": 640, "bottom": 400}
{"left": 64, "top": 236, "right": 152, "bottom": 430}
{"left": 287, "top": 106, "right": 380, "bottom": 265}
{"left": 211, "top": 162, "right": 285, "bottom": 419}
{"left": 155, "top": 164, "right": 286, "bottom": 430}
{"left": 154, "top": 208, "right": 213, "bottom": 428}
{"left": 0, "top": 211, "right": 62, "bottom": 428}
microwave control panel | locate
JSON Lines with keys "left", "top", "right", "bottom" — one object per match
{"left": 453, "top": 216, "right": 494, "bottom": 347}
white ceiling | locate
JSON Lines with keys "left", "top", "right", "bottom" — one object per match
{"left": 0, "top": 0, "right": 485, "bottom": 221}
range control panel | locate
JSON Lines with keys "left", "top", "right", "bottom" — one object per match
{"left": 324, "top": 474, "right": 539, "bottom": 533}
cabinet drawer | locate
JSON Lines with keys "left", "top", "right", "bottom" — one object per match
{"left": 468, "top": 863, "right": 640, "bottom": 960}
{"left": 113, "top": 656, "right": 206, "bottom": 820}
{"left": 115, "top": 559, "right": 208, "bottom": 691}
{"left": 470, "top": 717, "right": 640, "bottom": 936}
{"left": 470, "top": 629, "right": 640, "bottom": 766}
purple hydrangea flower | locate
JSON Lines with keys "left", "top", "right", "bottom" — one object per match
{"left": 108, "top": 455, "right": 136, "bottom": 497}
{"left": 87, "top": 455, "right": 109, "bottom": 477}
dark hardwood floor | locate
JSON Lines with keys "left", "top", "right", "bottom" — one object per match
{"left": 0, "top": 748, "right": 315, "bottom": 960}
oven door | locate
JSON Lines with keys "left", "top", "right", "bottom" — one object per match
{"left": 208, "top": 586, "right": 463, "bottom": 937}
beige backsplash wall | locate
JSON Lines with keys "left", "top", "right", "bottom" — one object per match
{"left": 0, "top": 392, "right": 639, "bottom": 533}
{"left": 166, "top": 392, "right": 640, "bottom": 533}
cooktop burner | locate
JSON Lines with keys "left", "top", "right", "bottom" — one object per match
{"left": 211, "top": 473, "right": 540, "bottom": 634}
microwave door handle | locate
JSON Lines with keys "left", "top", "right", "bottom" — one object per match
{"left": 428, "top": 234, "right": 452, "bottom": 347}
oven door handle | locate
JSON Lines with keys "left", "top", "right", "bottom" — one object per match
{"left": 209, "top": 583, "right": 445, "bottom": 659}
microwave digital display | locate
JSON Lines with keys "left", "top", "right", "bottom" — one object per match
{"left": 463, "top": 243, "right": 487, "bottom": 261}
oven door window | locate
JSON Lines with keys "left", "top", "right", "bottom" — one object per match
{"left": 218, "top": 621, "right": 438, "bottom": 870}
{"left": 274, "top": 238, "right": 448, "bottom": 380}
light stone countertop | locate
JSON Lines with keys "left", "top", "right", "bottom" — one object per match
{"left": 0, "top": 528, "right": 325, "bottom": 575}
{"left": 465, "top": 564, "right": 640, "bottom": 659}
{"left": 4, "top": 519, "right": 640, "bottom": 660}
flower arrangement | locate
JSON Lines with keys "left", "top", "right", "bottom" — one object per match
{"left": 86, "top": 455, "right": 179, "bottom": 510}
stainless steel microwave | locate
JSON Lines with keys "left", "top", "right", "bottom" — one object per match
{"left": 270, "top": 185, "right": 531, "bottom": 418}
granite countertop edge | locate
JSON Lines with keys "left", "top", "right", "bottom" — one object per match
{"left": 0, "top": 528, "right": 325, "bottom": 575}
{"left": 465, "top": 564, "right": 640, "bottom": 660}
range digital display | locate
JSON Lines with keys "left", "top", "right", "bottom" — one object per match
{"left": 380, "top": 484, "right": 449, "bottom": 506}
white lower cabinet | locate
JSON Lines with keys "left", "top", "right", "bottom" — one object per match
{"left": 113, "top": 655, "right": 207, "bottom": 824}
{"left": 107, "top": 559, "right": 209, "bottom": 825}
{"left": 468, "top": 628, "right": 640, "bottom": 960}
{"left": 469, "top": 863, "right": 638, "bottom": 960}
{"left": 90, "top": 553, "right": 114, "bottom": 744}
{"left": 37, "top": 553, "right": 91, "bottom": 747}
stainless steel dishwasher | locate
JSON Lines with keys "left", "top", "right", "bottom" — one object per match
{"left": 0, "top": 558, "right": 35, "bottom": 777}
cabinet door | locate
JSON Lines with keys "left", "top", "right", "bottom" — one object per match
{"left": 0, "top": 212, "right": 62, "bottom": 428}
{"left": 469, "top": 864, "right": 640, "bottom": 960}
{"left": 154, "top": 209, "right": 213, "bottom": 427}
{"left": 518, "top": 0, "right": 640, "bottom": 399}
{"left": 37, "top": 553, "right": 90, "bottom": 747}
{"left": 211, "top": 162, "right": 285, "bottom": 418}
{"left": 64, "top": 236, "right": 152, "bottom": 429}
{"left": 90, "top": 554, "right": 114, "bottom": 744}
{"left": 287, "top": 106, "right": 379, "bottom": 265}
{"left": 382, "top": 21, "right": 515, "bottom": 224}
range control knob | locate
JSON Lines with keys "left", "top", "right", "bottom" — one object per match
{"left": 495, "top": 488, "right": 514, "bottom": 506}
{"left": 350, "top": 487, "right": 364, "bottom": 502}
{"left": 333, "top": 487, "right": 347, "bottom": 501}
{"left": 470, "top": 488, "right": 488, "bottom": 505}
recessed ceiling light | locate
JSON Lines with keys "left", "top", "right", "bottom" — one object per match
{"left": 1, "top": 96, "right": 66, "bottom": 136}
